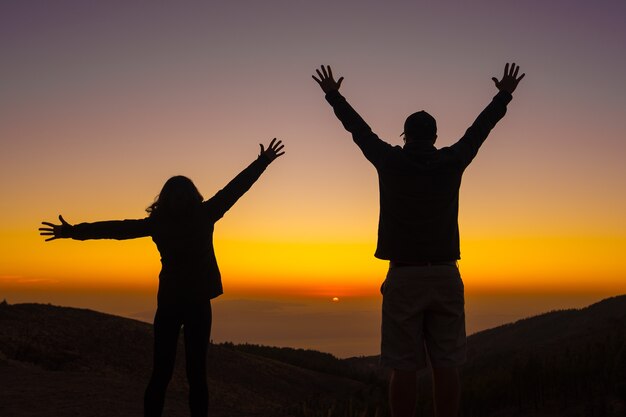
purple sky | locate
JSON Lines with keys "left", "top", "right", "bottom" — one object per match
{"left": 1, "top": 1, "right": 625, "bottom": 355}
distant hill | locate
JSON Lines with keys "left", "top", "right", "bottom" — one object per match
{"left": 331, "top": 295, "right": 626, "bottom": 417}
{"left": 459, "top": 294, "right": 626, "bottom": 417}
{"left": 1, "top": 295, "right": 625, "bottom": 417}
{"left": 0, "top": 301, "right": 373, "bottom": 417}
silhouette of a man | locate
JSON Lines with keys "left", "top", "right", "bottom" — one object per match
{"left": 313, "top": 64, "right": 524, "bottom": 417}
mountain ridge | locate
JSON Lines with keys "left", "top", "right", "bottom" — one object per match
{"left": 1, "top": 295, "right": 625, "bottom": 416}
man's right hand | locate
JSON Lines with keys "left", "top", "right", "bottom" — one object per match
{"left": 312, "top": 65, "right": 344, "bottom": 94}
{"left": 492, "top": 63, "right": 525, "bottom": 94}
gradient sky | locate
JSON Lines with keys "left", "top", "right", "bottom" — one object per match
{"left": 1, "top": 1, "right": 625, "bottom": 355}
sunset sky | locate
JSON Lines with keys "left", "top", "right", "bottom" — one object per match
{"left": 1, "top": 1, "right": 625, "bottom": 356}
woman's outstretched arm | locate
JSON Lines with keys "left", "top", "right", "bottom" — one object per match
{"left": 204, "top": 138, "right": 285, "bottom": 222}
{"left": 40, "top": 215, "right": 151, "bottom": 241}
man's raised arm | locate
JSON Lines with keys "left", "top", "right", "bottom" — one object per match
{"left": 312, "top": 65, "right": 391, "bottom": 167}
{"left": 450, "top": 63, "right": 525, "bottom": 166}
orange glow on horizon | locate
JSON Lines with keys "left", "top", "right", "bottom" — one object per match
{"left": 2, "top": 225, "right": 624, "bottom": 300}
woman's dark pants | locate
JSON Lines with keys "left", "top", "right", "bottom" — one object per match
{"left": 144, "top": 302, "right": 212, "bottom": 417}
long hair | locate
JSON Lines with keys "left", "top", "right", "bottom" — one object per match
{"left": 146, "top": 176, "right": 204, "bottom": 219}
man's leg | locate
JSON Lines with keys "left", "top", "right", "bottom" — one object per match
{"left": 382, "top": 266, "right": 429, "bottom": 417}
{"left": 425, "top": 265, "right": 465, "bottom": 417}
{"left": 432, "top": 367, "right": 460, "bottom": 417}
{"left": 389, "top": 369, "right": 418, "bottom": 417}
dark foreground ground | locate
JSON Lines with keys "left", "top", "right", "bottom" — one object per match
{"left": 1, "top": 295, "right": 625, "bottom": 417}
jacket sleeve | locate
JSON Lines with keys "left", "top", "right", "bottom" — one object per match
{"left": 449, "top": 90, "right": 512, "bottom": 167}
{"left": 203, "top": 156, "right": 270, "bottom": 222}
{"left": 325, "top": 90, "right": 393, "bottom": 168}
{"left": 70, "top": 218, "right": 151, "bottom": 240}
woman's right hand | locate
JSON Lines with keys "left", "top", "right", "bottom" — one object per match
{"left": 39, "top": 215, "right": 73, "bottom": 241}
{"left": 259, "top": 138, "right": 285, "bottom": 163}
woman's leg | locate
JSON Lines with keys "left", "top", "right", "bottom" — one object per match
{"left": 183, "top": 301, "right": 212, "bottom": 417}
{"left": 144, "top": 306, "right": 182, "bottom": 417}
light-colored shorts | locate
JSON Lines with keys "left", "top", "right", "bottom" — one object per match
{"left": 380, "top": 264, "right": 466, "bottom": 370}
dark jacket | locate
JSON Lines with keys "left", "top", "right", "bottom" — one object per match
{"left": 68, "top": 156, "right": 270, "bottom": 304}
{"left": 325, "top": 90, "right": 512, "bottom": 262}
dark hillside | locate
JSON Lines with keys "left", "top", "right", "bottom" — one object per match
{"left": 461, "top": 295, "right": 626, "bottom": 417}
{"left": 343, "top": 295, "right": 626, "bottom": 417}
{"left": 0, "top": 302, "right": 368, "bottom": 417}
{"left": 1, "top": 295, "right": 625, "bottom": 417}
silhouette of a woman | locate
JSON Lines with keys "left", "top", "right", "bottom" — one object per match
{"left": 39, "top": 139, "right": 285, "bottom": 417}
